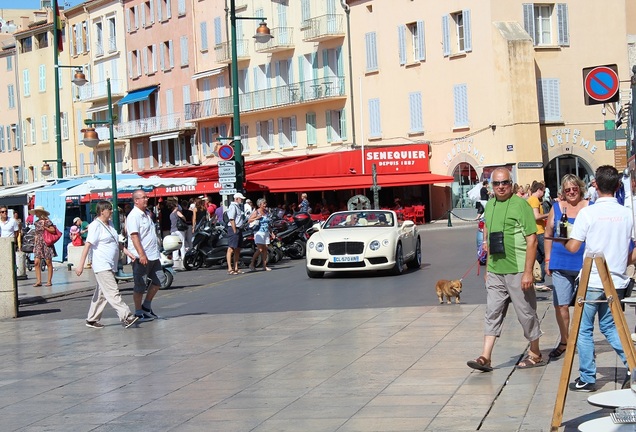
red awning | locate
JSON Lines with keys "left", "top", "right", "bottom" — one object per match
{"left": 249, "top": 173, "right": 454, "bottom": 193}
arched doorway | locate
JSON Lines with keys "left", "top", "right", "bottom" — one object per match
{"left": 544, "top": 155, "right": 594, "bottom": 198}
{"left": 451, "top": 162, "right": 479, "bottom": 208}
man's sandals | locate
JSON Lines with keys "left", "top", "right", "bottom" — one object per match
{"left": 516, "top": 352, "right": 546, "bottom": 369}
{"left": 548, "top": 342, "right": 567, "bottom": 359}
{"left": 467, "top": 356, "right": 493, "bottom": 372}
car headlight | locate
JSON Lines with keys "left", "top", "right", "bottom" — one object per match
{"left": 316, "top": 242, "right": 324, "bottom": 252}
{"left": 308, "top": 241, "right": 314, "bottom": 249}
{"left": 369, "top": 240, "right": 380, "bottom": 251}
{"left": 382, "top": 239, "right": 390, "bottom": 247}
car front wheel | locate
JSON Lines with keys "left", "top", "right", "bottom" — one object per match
{"left": 391, "top": 243, "right": 404, "bottom": 275}
{"left": 406, "top": 238, "right": 421, "bottom": 269}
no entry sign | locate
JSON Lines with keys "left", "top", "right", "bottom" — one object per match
{"left": 583, "top": 65, "right": 620, "bottom": 105}
{"left": 218, "top": 144, "right": 235, "bottom": 161}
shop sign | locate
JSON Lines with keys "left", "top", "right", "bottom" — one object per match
{"left": 542, "top": 128, "right": 598, "bottom": 154}
{"left": 363, "top": 143, "right": 431, "bottom": 174}
{"left": 442, "top": 138, "right": 485, "bottom": 167}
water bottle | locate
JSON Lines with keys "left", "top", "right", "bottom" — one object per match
{"left": 559, "top": 207, "right": 568, "bottom": 238}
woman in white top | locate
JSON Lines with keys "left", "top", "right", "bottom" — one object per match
{"left": 76, "top": 200, "right": 139, "bottom": 329}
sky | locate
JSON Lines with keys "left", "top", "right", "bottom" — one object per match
{"left": 0, "top": 0, "right": 84, "bottom": 10}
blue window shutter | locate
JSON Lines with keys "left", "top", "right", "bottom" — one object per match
{"left": 398, "top": 25, "right": 406, "bottom": 65}
{"left": 339, "top": 109, "right": 347, "bottom": 141}
{"left": 322, "top": 49, "right": 329, "bottom": 79}
{"left": 557, "top": 4, "right": 569, "bottom": 46}
{"left": 365, "top": 32, "right": 378, "bottom": 71}
{"left": 369, "top": 99, "right": 381, "bottom": 137}
{"left": 416, "top": 21, "right": 426, "bottom": 61}
{"left": 267, "top": 119, "right": 274, "bottom": 149}
{"left": 326, "top": 110, "right": 332, "bottom": 143}
{"left": 79, "top": 153, "right": 85, "bottom": 175}
{"left": 291, "top": 116, "right": 297, "bottom": 146}
{"left": 200, "top": 22, "right": 208, "bottom": 51}
{"left": 278, "top": 117, "right": 283, "bottom": 148}
{"left": 537, "top": 78, "right": 561, "bottom": 122}
{"left": 453, "top": 84, "right": 469, "bottom": 127}
{"left": 301, "top": 0, "right": 310, "bottom": 24}
{"left": 442, "top": 15, "right": 450, "bottom": 57}
{"left": 201, "top": 127, "right": 208, "bottom": 155}
{"left": 306, "top": 112, "right": 316, "bottom": 145}
{"left": 0, "top": 127, "right": 4, "bottom": 152}
{"left": 288, "top": 59, "right": 294, "bottom": 84}
{"left": 409, "top": 92, "right": 423, "bottom": 133}
{"left": 312, "top": 52, "right": 318, "bottom": 81}
{"left": 256, "top": 122, "right": 262, "bottom": 151}
{"left": 213, "top": 17, "right": 222, "bottom": 45}
{"left": 336, "top": 46, "right": 343, "bottom": 76}
{"left": 522, "top": 4, "right": 535, "bottom": 45}
{"left": 463, "top": 10, "right": 472, "bottom": 52}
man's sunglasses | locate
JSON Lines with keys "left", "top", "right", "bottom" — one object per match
{"left": 492, "top": 180, "right": 512, "bottom": 187}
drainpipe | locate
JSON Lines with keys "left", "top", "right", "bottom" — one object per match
{"left": 340, "top": 0, "right": 357, "bottom": 151}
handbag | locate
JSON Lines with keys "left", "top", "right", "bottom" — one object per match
{"left": 176, "top": 217, "right": 188, "bottom": 231}
{"left": 43, "top": 225, "right": 62, "bottom": 247}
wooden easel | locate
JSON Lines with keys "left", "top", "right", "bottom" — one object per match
{"left": 551, "top": 253, "right": 636, "bottom": 431}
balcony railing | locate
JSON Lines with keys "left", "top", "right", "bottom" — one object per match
{"left": 108, "top": 37, "right": 117, "bottom": 53}
{"left": 95, "top": 43, "right": 104, "bottom": 57}
{"left": 185, "top": 76, "right": 345, "bottom": 121}
{"left": 77, "top": 79, "right": 125, "bottom": 102}
{"left": 302, "top": 14, "right": 345, "bottom": 41}
{"left": 116, "top": 112, "right": 191, "bottom": 138}
{"left": 214, "top": 40, "right": 250, "bottom": 63}
{"left": 254, "top": 27, "right": 294, "bottom": 53}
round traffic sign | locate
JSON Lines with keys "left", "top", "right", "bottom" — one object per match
{"left": 584, "top": 66, "right": 619, "bottom": 102}
{"left": 218, "top": 144, "right": 235, "bottom": 161}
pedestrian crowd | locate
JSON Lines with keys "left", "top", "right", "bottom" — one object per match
{"left": 470, "top": 165, "right": 636, "bottom": 395}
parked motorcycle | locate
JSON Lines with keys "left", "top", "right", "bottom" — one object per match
{"left": 183, "top": 220, "right": 258, "bottom": 270}
{"left": 271, "top": 212, "right": 314, "bottom": 259}
{"left": 114, "top": 235, "right": 180, "bottom": 289}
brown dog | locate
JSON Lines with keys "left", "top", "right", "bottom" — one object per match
{"left": 436, "top": 279, "right": 462, "bottom": 304}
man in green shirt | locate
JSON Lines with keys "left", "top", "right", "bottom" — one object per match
{"left": 467, "top": 167, "right": 543, "bottom": 372}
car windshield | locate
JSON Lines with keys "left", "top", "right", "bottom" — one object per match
{"left": 323, "top": 211, "right": 395, "bottom": 228}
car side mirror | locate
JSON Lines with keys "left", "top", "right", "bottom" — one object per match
{"left": 402, "top": 220, "right": 415, "bottom": 229}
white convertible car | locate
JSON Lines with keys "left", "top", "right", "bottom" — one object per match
{"left": 305, "top": 210, "right": 421, "bottom": 278}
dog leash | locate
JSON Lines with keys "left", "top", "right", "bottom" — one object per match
{"left": 460, "top": 259, "right": 482, "bottom": 281}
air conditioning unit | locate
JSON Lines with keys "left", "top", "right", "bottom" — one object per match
{"left": 190, "top": 155, "right": 201, "bottom": 165}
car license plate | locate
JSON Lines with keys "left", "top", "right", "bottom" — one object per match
{"left": 332, "top": 255, "right": 360, "bottom": 263}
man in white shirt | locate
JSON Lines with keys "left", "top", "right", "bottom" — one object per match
{"left": 0, "top": 206, "right": 19, "bottom": 239}
{"left": 127, "top": 189, "right": 165, "bottom": 322}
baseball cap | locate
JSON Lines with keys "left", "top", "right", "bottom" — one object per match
{"left": 234, "top": 192, "right": 246, "bottom": 200}
{"left": 73, "top": 217, "right": 81, "bottom": 224}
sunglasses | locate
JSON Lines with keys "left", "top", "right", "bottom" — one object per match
{"left": 492, "top": 180, "right": 512, "bottom": 187}
{"left": 564, "top": 187, "right": 579, "bottom": 194}
{"left": 0, "top": 210, "right": 6, "bottom": 213}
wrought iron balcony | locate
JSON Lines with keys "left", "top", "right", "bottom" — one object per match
{"left": 185, "top": 77, "right": 345, "bottom": 121}
{"left": 254, "top": 27, "right": 294, "bottom": 53}
{"left": 116, "top": 112, "right": 194, "bottom": 138}
{"left": 214, "top": 40, "right": 250, "bottom": 64}
{"left": 301, "top": 14, "right": 345, "bottom": 42}
{"left": 77, "top": 79, "right": 125, "bottom": 102}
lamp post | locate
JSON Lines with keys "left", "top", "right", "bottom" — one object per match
{"left": 229, "top": 0, "right": 272, "bottom": 191}
{"left": 81, "top": 78, "right": 120, "bottom": 232}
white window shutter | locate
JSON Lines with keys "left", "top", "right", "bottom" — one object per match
{"left": 291, "top": 116, "right": 297, "bottom": 146}
{"left": 522, "top": 4, "right": 536, "bottom": 45}
{"left": 168, "top": 40, "right": 174, "bottom": 68}
{"left": 256, "top": 122, "right": 262, "bottom": 151}
{"left": 142, "top": 48, "right": 148, "bottom": 74}
{"left": 278, "top": 117, "right": 283, "bottom": 148}
{"left": 200, "top": 22, "right": 208, "bottom": 51}
{"left": 150, "top": 0, "right": 155, "bottom": 23}
{"left": 463, "top": 10, "right": 472, "bottom": 52}
{"left": 442, "top": 15, "right": 450, "bottom": 57}
{"left": 128, "top": 51, "right": 133, "bottom": 77}
{"left": 557, "top": 4, "right": 570, "bottom": 46}
{"left": 166, "top": 0, "right": 172, "bottom": 19}
{"left": 416, "top": 21, "right": 426, "bottom": 61}
{"left": 267, "top": 119, "right": 274, "bottom": 149}
{"left": 134, "top": 5, "right": 139, "bottom": 30}
{"left": 136, "top": 51, "right": 141, "bottom": 77}
{"left": 326, "top": 110, "right": 332, "bottom": 143}
{"left": 180, "top": 36, "right": 188, "bottom": 66}
{"left": 151, "top": 44, "right": 157, "bottom": 72}
{"left": 398, "top": 25, "right": 406, "bottom": 65}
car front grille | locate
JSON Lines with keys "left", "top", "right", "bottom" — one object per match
{"left": 328, "top": 261, "right": 366, "bottom": 269}
{"left": 328, "top": 241, "right": 364, "bottom": 255}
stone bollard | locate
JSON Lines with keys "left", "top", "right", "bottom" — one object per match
{"left": 15, "top": 251, "right": 27, "bottom": 280}
{"left": 0, "top": 238, "right": 18, "bottom": 318}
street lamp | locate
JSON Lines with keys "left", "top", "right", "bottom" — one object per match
{"left": 229, "top": 0, "right": 272, "bottom": 192}
{"left": 81, "top": 78, "right": 121, "bottom": 233}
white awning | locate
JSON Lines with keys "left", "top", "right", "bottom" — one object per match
{"left": 61, "top": 177, "right": 198, "bottom": 196}
{"left": 149, "top": 132, "right": 181, "bottom": 142}
{"left": 191, "top": 67, "right": 225, "bottom": 81}
{"left": 86, "top": 105, "right": 109, "bottom": 114}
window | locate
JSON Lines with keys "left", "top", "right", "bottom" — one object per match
{"left": 442, "top": 9, "right": 472, "bottom": 57}
{"left": 368, "top": 100, "right": 381, "bottom": 138}
{"left": 453, "top": 84, "right": 469, "bottom": 128}
{"left": 23, "top": 70, "right": 30, "bottom": 97}
{"left": 0, "top": 127, "right": 4, "bottom": 152}
{"left": 240, "top": 124, "right": 248, "bottom": 154}
{"left": 35, "top": 32, "right": 48, "bottom": 49}
{"left": 365, "top": 32, "right": 378, "bottom": 72}
{"left": 7, "top": 125, "right": 13, "bottom": 150}
{"left": 178, "top": 0, "right": 185, "bottom": 16}
{"left": 39, "top": 64, "right": 46, "bottom": 92}
{"left": 62, "top": 112, "right": 69, "bottom": 140}
{"left": 149, "top": 44, "right": 157, "bottom": 74}
{"left": 306, "top": 112, "right": 317, "bottom": 146}
{"left": 108, "top": 17, "right": 117, "bottom": 52}
{"left": 327, "top": 109, "right": 347, "bottom": 143}
{"left": 256, "top": 120, "right": 274, "bottom": 151}
{"left": 41, "top": 115, "right": 48, "bottom": 142}
{"left": 523, "top": 3, "right": 569, "bottom": 47}
{"left": 145, "top": 0, "right": 155, "bottom": 26}
{"left": 95, "top": 21, "right": 103, "bottom": 56}
{"left": 398, "top": 21, "right": 426, "bottom": 65}
{"left": 29, "top": 118, "right": 36, "bottom": 144}
{"left": 214, "top": 17, "right": 222, "bottom": 45}
{"left": 409, "top": 92, "right": 424, "bottom": 133}
{"left": 6, "top": 56, "right": 12, "bottom": 71}
{"left": 137, "top": 143, "right": 145, "bottom": 169}
{"left": 7, "top": 85, "right": 15, "bottom": 108}
{"left": 161, "top": 40, "right": 174, "bottom": 70}
{"left": 20, "top": 36, "right": 32, "bottom": 53}
{"left": 180, "top": 36, "right": 188, "bottom": 66}
{"left": 537, "top": 78, "right": 561, "bottom": 122}
{"left": 200, "top": 22, "right": 208, "bottom": 51}
{"left": 277, "top": 116, "right": 297, "bottom": 149}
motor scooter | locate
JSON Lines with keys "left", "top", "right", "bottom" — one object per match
{"left": 183, "top": 220, "right": 257, "bottom": 270}
{"left": 114, "top": 235, "right": 180, "bottom": 289}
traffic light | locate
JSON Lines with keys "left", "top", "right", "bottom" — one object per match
{"left": 616, "top": 103, "right": 629, "bottom": 129}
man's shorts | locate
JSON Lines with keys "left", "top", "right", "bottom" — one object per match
{"left": 132, "top": 259, "right": 165, "bottom": 293}
{"left": 227, "top": 227, "right": 243, "bottom": 249}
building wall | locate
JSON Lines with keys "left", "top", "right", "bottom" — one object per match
{"left": 0, "top": 41, "right": 23, "bottom": 185}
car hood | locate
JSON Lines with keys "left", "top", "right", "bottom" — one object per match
{"left": 310, "top": 227, "right": 393, "bottom": 243}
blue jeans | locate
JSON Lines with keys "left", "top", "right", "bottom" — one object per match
{"left": 577, "top": 288, "right": 627, "bottom": 384}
